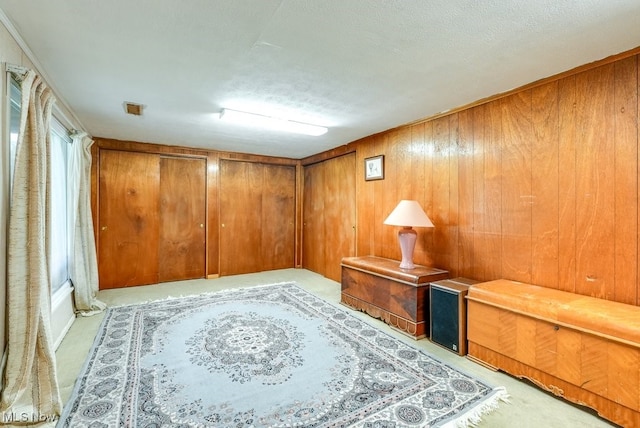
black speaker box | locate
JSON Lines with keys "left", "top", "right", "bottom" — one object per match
{"left": 429, "top": 278, "right": 477, "bottom": 355}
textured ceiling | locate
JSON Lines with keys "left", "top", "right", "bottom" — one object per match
{"left": 1, "top": 1, "right": 640, "bottom": 158}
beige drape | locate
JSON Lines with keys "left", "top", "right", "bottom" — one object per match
{"left": 0, "top": 70, "right": 62, "bottom": 423}
{"left": 69, "top": 133, "right": 105, "bottom": 316}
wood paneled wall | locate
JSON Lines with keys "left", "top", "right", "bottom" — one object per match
{"left": 353, "top": 53, "right": 640, "bottom": 305}
{"left": 91, "top": 48, "right": 640, "bottom": 302}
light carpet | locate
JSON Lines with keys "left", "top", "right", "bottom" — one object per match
{"left": 58, "top": 282, "right": 507, "bottom": 427}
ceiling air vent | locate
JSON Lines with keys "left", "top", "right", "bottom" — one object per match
{"left": 124, "top": 102, "right": 144, "bottom": 116}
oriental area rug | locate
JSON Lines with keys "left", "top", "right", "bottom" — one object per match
{"left": 59, "top": 283, "right": 507, "bottom": 427}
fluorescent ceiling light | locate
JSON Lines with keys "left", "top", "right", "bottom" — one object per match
{"left": 219, "top": 108, "right": 328, "bottom": 136}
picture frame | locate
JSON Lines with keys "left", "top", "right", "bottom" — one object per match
{"left": 364, "top": 155, "right": 384, "bottom": 181}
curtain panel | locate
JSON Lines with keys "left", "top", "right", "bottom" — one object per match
{"left": 0, "top": 70, "right": 62, "bottom": 424}
{"left": 68, "top": 132, "right": 105, "bottom": 316}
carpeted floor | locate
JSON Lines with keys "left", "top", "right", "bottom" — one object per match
{"left": 58, "top": 282, "right": 506, "bottom": 427}
{"left": 55, "top": 269, "right": 617, "bottom": 427}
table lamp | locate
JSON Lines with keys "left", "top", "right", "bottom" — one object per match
{"left": 383, "top": 200, "right": 434, "bottom": 269}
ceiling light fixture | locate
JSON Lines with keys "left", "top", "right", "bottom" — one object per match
{"left": 219, "top": 108, "right": 328, "bottom": 136}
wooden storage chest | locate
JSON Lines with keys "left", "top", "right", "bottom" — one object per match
{"left": 466, "top": 279, "right": 640, "bottom": 427}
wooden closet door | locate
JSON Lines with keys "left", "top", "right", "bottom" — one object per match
{"left": 302, "top": 162, "right": 326, "bottom": 275}
{"left": 302, "top": 153, "right": 356, "bottom": 282}
{"left": 98, "top": 150, "right": 160, "bottom": 288}
{"left": 324, "top": 153, "right": 356, "bottom": 281}
{"left": 219, "top": 160, "right": 263, "bottom": 275}
{"left": 261, "top": 164, "right": 296, "bottom": 271}
{"left": 219, "top": 160, "right": 296, "bottom": 275}
{"left": 158, "top": 156, "right": 206, "bottom": 282}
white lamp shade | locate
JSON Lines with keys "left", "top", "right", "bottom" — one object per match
{"left": 383, "top": 200, "right": 434, "bottom": 228}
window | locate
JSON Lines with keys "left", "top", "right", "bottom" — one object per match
{"left": 49, "top": 118, "right": 71, "bottom": 292}
{"left": 9, "top": 78, "right": 20, "bottom": 194}
{"left": 8, "top": 77, "right": 71, "bottom": 294}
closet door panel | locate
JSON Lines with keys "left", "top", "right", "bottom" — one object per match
{"left": 219, "top": 160, "right": 263, "bottom": 275}
{"left": 98, "top": 150, "right": 160, "bottom": 288}
{"left": 158, "top": 156, "right": 206, "bottom": 282}
{"left": 302, "top": 162, "right": 326, "bottom": 275}
{"left": 302, "top": 154, "right": 356, "bottom": 281}
{"left": 261, "top": 164, "right": 296, "bottom": 271}
{"left": 324, "top": 153, "right": 356, "bottom": 282}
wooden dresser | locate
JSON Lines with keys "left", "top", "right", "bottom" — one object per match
{"left": 340, "top": 256, "right": 448, "bottom": 339}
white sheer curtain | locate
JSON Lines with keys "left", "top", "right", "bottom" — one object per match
{"left": 68, "top": 132, "right": 105, "bottom": 315}
{"left": 0, "top": 70, "right": 62, "bottom": 422}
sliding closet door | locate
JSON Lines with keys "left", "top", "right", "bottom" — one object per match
{"left": 261, "top": 164, "right": 296, "bottom": 271}
{"left": 302, "top": 153, "right": 356, "bottom": 282}
{"left": 324, "top": 153, "right": 356, "bottom": 281}
{"left": 302, "top": 161, "right": 326, "bottom": 275}
{"left": 158, "top": 156, "right": 207, "bottom": 282}
{"left": 219, "top": 160, "right": 295, "bottom": 276}
{"left": 219, "top": 160, "right": 263, "bottom": 275}
{"left": 98, "top": 150, "right": 160, "bottom": 288}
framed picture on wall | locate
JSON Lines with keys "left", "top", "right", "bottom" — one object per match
{"left": 364, "top": 155, "right": 384, "bottom": 181}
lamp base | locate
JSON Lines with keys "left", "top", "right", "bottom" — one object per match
{"left": 397, "top": 227, "right": 417, "bottom": 269}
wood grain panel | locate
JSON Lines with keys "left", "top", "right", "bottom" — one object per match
{"left": 432, "top": 115, "right": 459, "bottom": 275}
{"left": 302, "top": 153, "right": 356, "bottom": 280}
{"left": 498, "top": 310, "right": 517, "bottom": 359}
{"left": 98, "top": 150, "right": 159, "bottom": 288}
{"left": 410, "top": 124, "right": 429, "bottom": 264}
{"left": 614, "top": 56, "right": 638, "bottom": 304}
{"left": 206, "top": 152, "right": 219, "bottom": 276}
{"left": 261, "top": 164, "right": 295, "bottom": 271}
{"left": 535, "top": 321, "right": 557, "bottom": 376}
{"left": 432, "top": 117, "right": 450, "bottom": 271}
{"left": 501, "top": 91, "right": 532, "bottom": 283}
{"left": 221, "top": 151, "right": 298, "bottom": 166}
{"left": 531, "top": 81, "right": 560, "bottom": 288}
{"left": 96, "top": 137, "right": 209, "bottom": 157}
{"left": 422, "top": 122, "right": 435, "bottom": 262}
{"left": 448, "top": 114, "right": 460, "bottom": 277}
{"left": 295, "top": 163, "right": 303, "bottom": 268}
{"left": 323, "top": 153, "right": 356, "bottom": 281}
{"left": 303, "top": 162, "right": 325, "bottom": 275}
{"left": 574, "top": 66, "right": 616, "bottom": 299}
{"left": 158, "top": 157, "right": 206, "bottom": 282}
{"left": 356, "top": 136, "right": 376, "bottom": 256}
{"left": 557, "top": 76, "right": 578, "bottom": 293}
{"left": 396, "top": 127, "right": 412, "bottom": 199}
{"left": 380, "top": 133, "right": 397, "bottom": 259}
{"left": 91, "top": 143, "right": 99, "bottom": 240}
{"left": 485, "top": 101, "right": 503, "bottom": 280}
{"left": 219, "top": 160, "right": 263, "bottom": 275}
{"left": 515, "top": 314, "right": 537, "bottom": 367}
{"left": 457, "top": 110, "right": 474, "bottom": 278}
{"left": 466, "top": 302, "right": 500, "bottom": 350}
{"left": 220, "top": 160, "right": 296, "bottom": 275}
{"left": 607, "top": 341, "right": 640, "bottom": 409}
{"left": 472, "top": 105, "right": 489, "bottom": 280}
{"left": 580, "top": 335, "right": 608, "bottom": 397}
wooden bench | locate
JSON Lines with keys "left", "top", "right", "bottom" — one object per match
{"left": 466, "top": 279, "right": 640, "bottom": 427}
